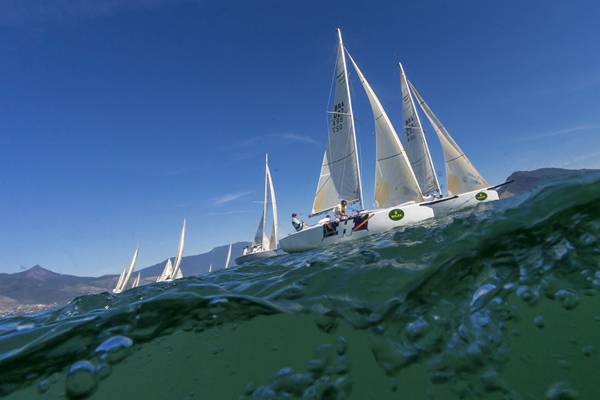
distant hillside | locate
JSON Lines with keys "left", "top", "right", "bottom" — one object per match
{"left": 497, "top": 168, "right": 599, "bottom": 199}
{"left": 0, "top": 241, "right": 251, "bottom": 317}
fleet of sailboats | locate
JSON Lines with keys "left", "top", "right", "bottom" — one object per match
{"left": 235, "top": 154, "right": 279, "bottom": 265}
{"left": 111, "top": 29, "right": 511, "bottom": 285}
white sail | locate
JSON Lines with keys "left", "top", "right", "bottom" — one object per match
{"left": 175, "top": 268, "right": 183, "bottom": 279}
{"left": 399, "top": 63, "right": 440, "bottom": 196}
{"left": 252, "top": 158, "right": 270, "bottom": 249}
{"left": 225, "top": 241, "right": 232, "bottom": 269}
{"left": 132, "top": 273, "right": 140, "bottom": 288}
{"left": 157, "top": 259, "right": 173, "bottom": 282}
{"left": 114, "top": 266, "right": 127, "bottom": 293}
{"left": 311, "top": 29, "right": 363, "bottom": 216}
{"left": 267, "top": 163, "right": 278, "bottom": 250}
{"left": 170, "top": 219, "right": 186, "bottom": 280}
{"left": 209, "top": 264, "right": 212, "bottom": 273}
{"left": 119, "top": 245, "right": 139, "bottom": 292}
{"left": 410, "top": 82, "right": 488, "bottom": 195}
{"left": 346, "top": 53, "right": 423, "bottom": 208}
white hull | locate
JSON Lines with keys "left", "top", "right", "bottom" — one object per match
{"left": 426, "top": 188, "right": 500, "bottom": 216}
{"left": 280, "top": 203, "right": 435, "bottom": 253}
{"left": 235, "top": 249, "right": 278, "bottom": 265}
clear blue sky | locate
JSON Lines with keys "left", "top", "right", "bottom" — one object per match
{"left": 1, "top": 0, "right": 599, "bottom": 277}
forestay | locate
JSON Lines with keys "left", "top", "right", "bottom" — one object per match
{"left": 311, "top": 29, "right": 362, "bottom": 216}
{"left": 410, "top": 82, "right": 488, "bottom": 195}
{"left": 399, "top": 63, "right": 440, "bottom": 196}
{"left": 346, "top": 53, "right": 423, "bottom": 208}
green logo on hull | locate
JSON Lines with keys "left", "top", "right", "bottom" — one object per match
{"left": 388, "top": 209, "right": 405, "bottom": 221}
{"left": 475, "top": 192, "right": 488, "bottom": 201}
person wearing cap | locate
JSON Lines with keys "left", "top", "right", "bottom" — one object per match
{"left": 292, "top": 213, "right": 309, "bottom": 231}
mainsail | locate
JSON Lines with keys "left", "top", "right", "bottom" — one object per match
{"left": 399, "top": 63, "right": 440, "bottom": 196}
{"left": 267, "top": 163, "right": 278, "bottom": 250}
{"left": 346, "top": 53, "right": 423, "bottom": 208}
{"left": 114, "top": 245, "right": 138, "bottom": 293}
{"left": 225, "top": 242, "right": 232, "bottom": 269}
{"left": 311, "top": 29, "right": 363, "bottom": 216}
{"left": 409, "top": 82, "right": 488, "bottom": 195}
{"left": 170, "top": 219, "right": 186, "bottom": 279}
{"left": 115, "top": 266, "right": 126, "bottom": 292}
{"left": 251, "top": 154, "right": 278, "bottom": 250}
{"left": 157, "top": 259, "right": 173, "bottom": 282}
{"left": 132, "top": 273, "right": 140, "bottom": 289}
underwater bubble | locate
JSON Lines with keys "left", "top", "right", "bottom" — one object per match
{"left": 306, "top": 359, "right": 324, "bottom": 374}
{"left": 582, "top": 346, "right": 595, "bottom": 357}
{"left": 38, "top": 379, "right": 52, "bottom": 394}
{"left": 503, "top": 283, "right": 517, "bottom": 292}
{"left": 554, "top": 290, "right": 581, "bottom": 310}
{"left": 334, "top": 355, "right": 350, "bottom": 374}
{"left": 336, "top": 337, "right": 347, "bottom": 356}
{"left": 545, "top": 381, "right": 579, "bottom": 399}
{"left": 65, "top": 361, "right": 97, "bottom": 399}
{"left": 94, "top": 336, "right": 133, "bottom": 364}
{"left": 389, "top": 377, "right": 399, "bottom": 392}
{"left": 252, "top": 386, "right": 276, "bottom": 398}
{"left": 406, "top": 316, "right": 429, "bottom": 341}
{"left": 269, "top": 368, "right": 295, "bottom": 393}
{"left": 314, "top": 344, "right": 334, "bottom": 365}
{"left": 244, "top": 382, "right": 256, "bottom": 395}
{"left": 470, "top": 284, "right": 498, "bottom": 311}
{"left": 517, "top": 286, "right": 540, "bottom": 305}
{"left": 535, "top": 316, "right": 545, "bottom": 328}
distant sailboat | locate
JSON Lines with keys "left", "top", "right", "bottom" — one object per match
{"left": 208, "top": 264, "right": 212, "bottom": 273}
{"left": 225, "top": 241, "right": 232, "bottom": 269}
{"left": 235, "top": 154, "right": 279, "bottom": 265}
{"left": 113, "top": 245, "right": 139, "bottom": 294}
{"left": 131, "top": 273, "right": 141, "bottom": 289}
{"left": 157, "top": 220, "right": 186, "bottom": 282}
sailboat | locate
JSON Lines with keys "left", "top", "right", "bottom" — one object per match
{"left": 279, "top": 30, "right": 435, "bottom": 254}
{"left": 397, "top": 63, "right": 512, "bottom": 214}
{"left": 156, "top": 220, "right": 186, "bottom": 282}
{"left": 225, "top": 241, "right": 232, "bottom": 269}
{"left": 235, "top": 154, "right": 279, "bottom": 264}
{"left": 131, "top": 273, "right": 141, "bottom": 289}
{"left": 113, "top": 245, "right": 139, "bottom": 293}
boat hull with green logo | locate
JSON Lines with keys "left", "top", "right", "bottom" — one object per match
{"left": 279, "top": 203, "right": 434, "bottom": 253}
{"left": 425, "top": 185, "right": 504, "bottom": 215}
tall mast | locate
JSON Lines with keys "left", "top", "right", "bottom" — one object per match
{"left": 337, "top": 28, "right": 364, "bottom": 210}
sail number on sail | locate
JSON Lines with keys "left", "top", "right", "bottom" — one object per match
{"left": 331, "top": 102, "right": 345, "bottom": 133}
{"left": 404, "top": 115, "right": 417, "bottom": 143}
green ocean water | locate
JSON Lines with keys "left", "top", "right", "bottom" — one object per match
{"left": 1, "top": 172, "right": 600, "bottom": 400}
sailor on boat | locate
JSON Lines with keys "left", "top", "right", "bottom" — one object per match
{"left": 292, "top": 213, "right": 309, "bottom": 231}
{"left": 333, "top": 200, "right": 348, "bottom": 220}
{"left": 317, "top": 215, "right": 331, "bottom": 225}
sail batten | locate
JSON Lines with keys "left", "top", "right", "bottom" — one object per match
{"left": 311, "top": 29, "right": 362, "bottom": 216}
{"left": 409, "top": 82, "right": 488, "bottom": 195}
{"left": 346, "top": 51, "right": 423, "bottom": 209}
